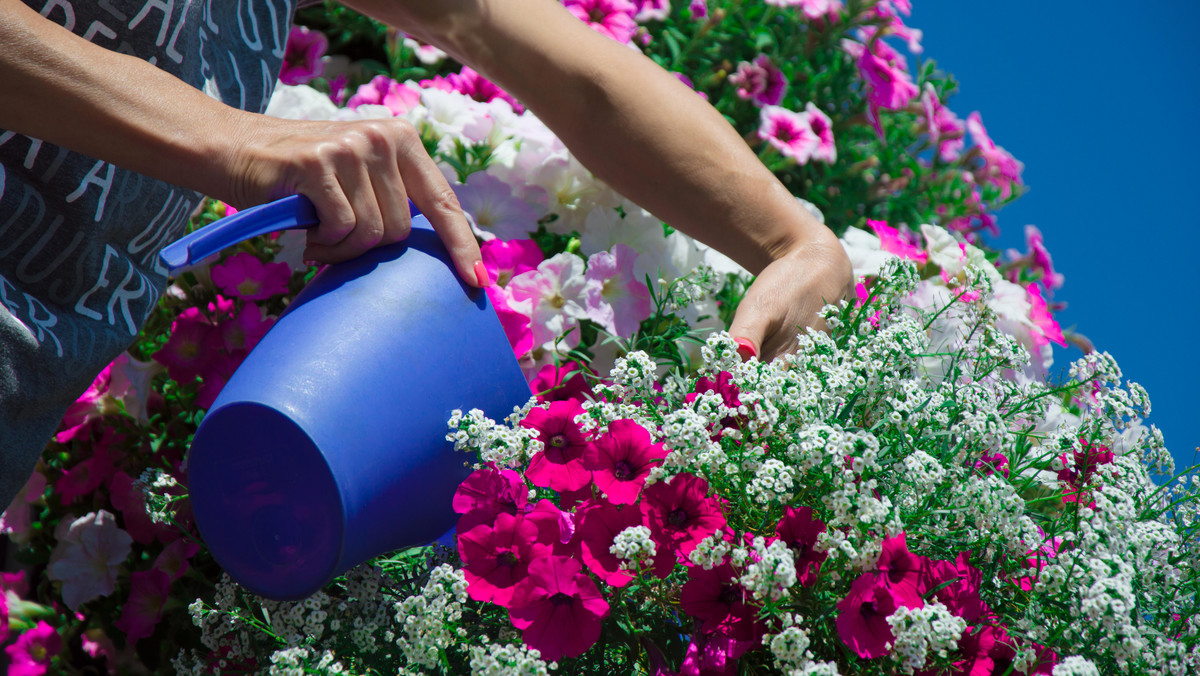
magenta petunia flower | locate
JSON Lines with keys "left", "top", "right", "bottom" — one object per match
{"left": 485, "top": 285, "right": 534, "bottom": 359}
{"left": 481, "top": 238, "right": 544, "bottom": 288}
{"left": 217, "top": 302, "right": 274, "bottom": 353}
{"left": 686, "top": 370, "right": 745, "bottom": 435}
{"left": 854, "top": 37, "right": 919, "bottom": 111}
{"left": 114, "top": 569, "right": 171, "bottom": 644}
{"left": 55, "top": 364, "right": 114, "bottom": 443}
{"left": 154, "top": 539, "right": 201, "bottom": 583}
{"left": 436, "top": 66, "right": 524, "bottom": 113}
{"left": 1025, "top": 283, "right": 1066, "bottom": 348}
{"left": 563, "top": 0, "right": 638, "bottom": 44}
{"left": 868, "top": 219, "right": 928, "bottom": 265}
{"left": 680, "top": 563, "right": 761, "bottom": 641}
{"left": 524, "top": 498, "right": 577, "bottom": 556}
{"left": 521, "top": 399, "right": 593, "bottom": 492}
{"left": 54, "top": 432, "right": 123, "bottom": 504}
{"left": 640, "top": 473, "right": 727, "bottom": 561}
{"left": 633, "top": 0, "right": 670, "bottom": 22}
{"left": 835, "top": 572, "right": 904, "bottom": 659}
{"left": 347, "top": 75, "right": 421, "bottom": 115}
{"left": 728, "top": 55, "right": 788, "bottom": 107}
{"left": 210, "top": 252, "right": 291, "bottom": 301}
{"left": 279, "top": 25, "right": 327, "bottom": 86}
{"left": 679, "top": 628, "right": 756, "bottom": 676}
{"left": 804, "top": 102, "right": 837, "bottom": 163}
{"left": 153, "top": 309, "right": 219, "bottom": 383}
{"left": 774, "top": 506, "right": 827, "bottom": 587}
{"left": 459, "top": 512, "right": 551, "bottom": 607}
{"left": 453, "top": 464, "right": 530, "bottom": 534}
{"left": 585, "top": 419, "right": 667, "bottom": 504}
{"left": 5, "top": 620, "right": 62, "bottom": 676}
{"left": 757, "top": 106, "right": 819, "bottom": 163}
{"left": 688, "top": 0, "right": 707, "bottom": 19}
{"left": 874, "top": 532, "right": 928, "bottom": 607}
{"left": 966, "top": 111, "right": 1024, "bottom": 199}
{"left": 508, "top": 555, "right": 610, "bottom": 661}
{"left": 1008, "top": 224, "right": 1064, "bottom": 295}
{"left": 922, "top": 551, "right": 990, "bottom": 625}
{"left": 195, "top": 349, "right": 245, "bottom": 410}
{"left": 920, "top": 83, "right": 965, "bottom": 162}
{"left": 0, "top": 472, "right": 47, "bottom": 542}
{"left": 529, "top": 360, "right": 594, "bottom": 403}
{"left": 576, "top": 497, "right": 642, "bottom": 586}
{"left": 974, "top": 450, "right": 1010, "bottom": 478}
{"left": 108, "top": 470, "right": 171, "bottom": 545}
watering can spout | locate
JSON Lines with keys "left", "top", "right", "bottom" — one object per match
{"left": 168, "top": 195, "right": 530, "bottom": 600}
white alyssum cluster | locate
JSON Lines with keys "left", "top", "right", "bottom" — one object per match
{"left": 1051, "top": 656, "right": 1101, "bottom": 676}
{"left": 688, "top": 530, "right": 732, "bottom": 570}
{"left": 739, "top": 537, "right": 798, "bottom": 602}
{"left": 267, "top": 647, "right": 344, "bottom": 676}
{"left": 394, "top": 564, "right": 469, "bottom": 670}
{"left": 885, "top": 601, "right": 967, "bottom": 674}
{"left": 747, "top": 458, "right": 797, "bottom": 505}
{"left": 468, "top": 639, "right": 554, "bottom": 676}
{"left": 606, "top": 350, "right": 660, "bottom": 398}
{"left": 448, "top": 406, "right": 541, "bottom": 469}
{"left": 610, "top": 525, "right": 657, "bottom": 570}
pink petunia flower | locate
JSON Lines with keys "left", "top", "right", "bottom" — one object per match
{"left": 804, "top": 102, "right": 837, "bottom": 163}
{"left": 508, "top": 555, "right": 611, "bottom": 662}
{"left": 846, "top": 38, "right": 918, "bottom": 136}
{"left": 458, "top": 512, "right": 552, "bottom": 607}
{"left": 521, "top": 399, "right": 593, "bottom": 492}
{"left": 46, "top": 510, "right": 133, "bottom": 610}
{"left": 441, "top": 66, "right": 524, "bottom": 112}
{"left": 640, "top": 473, "right": 727, "bottom": 562}
{"left": 113, "top": 569, "right": 171, "bottom": 644}
{"left": 347, "top": 75, "right": 421, "bottom": 115}
{"left": 835, "top": 572, "right": 904, "bottom": 659}
{"left": 688, "top": 0, "right": 707, "bottom": 20}
{"left": 508, "top": 253, "right": 591, "bottom": 352}
{"left": 217, "top": 302, "right": 274, "bottom": 353}
{"left": 680, "top": 563, "right": 761, "bottom": 642}
{"left": 481, "top": 238, "right": 544, "bottom": 288}
{"left": 576, "top": 497, "right": 642, "bottom": 586}
{"left": 584, "top": 244, "right": 653, "bottom": 338}
{"left": 967, "top": 111, "right": 1024, "bottom": 199}
{"left": 869, "top": 219, "right": 927, "bottom": 264}
{"left": 920, "top": 83, "right": 965, "bottom": 162}
{"left": 55, "top": 363, "right": 116, "bottom": 443}
{"left": 455, "top": 172, "right": 542, "bottom": 241}
{"left": 563, "top": 0, "right": 639, "bottom": 44}
{"left": 728, "top": 55, "right": 788, "bottom": 107}
{"left": 5, "top": 620, "right": 62, "bottom": 676}
{"left": 974, "top": 450, "right": 1010, "bottom": 479}
{"left": 108, "top": 470, "right": 173, "bottom": 545}
{"left": 1026, "top": 283, "right": 1066, "bottom": 348}
{"left": 757, "top": 106, "right": 819, "bottom": 162}
{"left": 210, "top": 252, "right": 291, "bottom": 301}
{"left": 0, "top": 471, "right": 47, "bottom": 544}
{"left": 453, "top": 464, "right": 530, "bottom": 534}
{"left": 1007, "top": 225, "right": 1065, "bottom": 294}
{"left": 585, "top": 419, "right": 667, "bottom": 504}
{"left": 774, "top": 506, "right": 827, "bottom": 587}
{"left": 195, "top": 349, "right": 246, "bottom": 410}
{"left": 279, "top": 25, "right": 327, "bottom": 86}
{"left": 633, "top": 0, "right": 670, "bottom": 22}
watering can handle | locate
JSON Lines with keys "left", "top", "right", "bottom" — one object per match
{"left": 159, "top": 195, "right": 320, "bottom": 272}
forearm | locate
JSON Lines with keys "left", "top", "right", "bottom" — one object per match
{"left": 346, "top": 0, "right": 838, "bottom": 274}
{"left": 0, "top": 0, "right": 245, "bottom": 201}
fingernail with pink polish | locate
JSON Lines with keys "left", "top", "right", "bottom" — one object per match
{"left": 735, "top": 338, "right": 758, "bottom": 361}
{"left": 473, "top": 261, "right": 492, "bottom": 288}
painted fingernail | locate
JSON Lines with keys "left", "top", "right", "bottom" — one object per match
{"left": 735, "top": 338, "right": 758, "bottom": 361}
{"left": 473, "top": 260, "right": 492, "bottom": 288}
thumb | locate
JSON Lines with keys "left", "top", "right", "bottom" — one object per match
{"left": 728, "top": 294, "right": 768, "bottom": 362}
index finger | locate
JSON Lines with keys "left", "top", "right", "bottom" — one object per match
{"left": 395, "top": 137, "right": 487, "bottom": 288}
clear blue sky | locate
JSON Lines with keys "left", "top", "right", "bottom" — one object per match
{"left": 909, "top": 1, "right": 1200, "bottom": 475}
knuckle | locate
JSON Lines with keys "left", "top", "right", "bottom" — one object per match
{"left": 427, "top": 185, "right": 463, "bottom": 216}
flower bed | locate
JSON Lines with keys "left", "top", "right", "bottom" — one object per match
{"left": 2, "top": 2, "right": 1196, "bottom": 675}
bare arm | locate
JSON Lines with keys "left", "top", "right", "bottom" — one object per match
{"left": 0, "top": 0, "right": 484, "bottom": 281}
{"left": 344, "top": 0, "right": 854, "bottom": 357}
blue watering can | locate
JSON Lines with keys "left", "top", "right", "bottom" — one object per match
{"left": 160, "top": 195, "right": 530, "bottom": 600}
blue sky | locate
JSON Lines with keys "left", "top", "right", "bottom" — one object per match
{"left": 909, "top": 1, "right": 1200, "bottom": 475}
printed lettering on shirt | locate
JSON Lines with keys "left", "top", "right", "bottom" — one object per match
{"left": 40, "top": 0, "right": 75, "bottom": 31}
{"left": 64, "top": 159, "right": 116, "bottom": 222}
{"left": 74, "top": 244, "right": 159, "bottom": 336}
{"left": 0, "top": 271, "right": 63, "bottom": 358}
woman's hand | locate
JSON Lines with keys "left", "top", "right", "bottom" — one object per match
{"left": 220, "top": 114, "right": 485, "bottom": 284}
{"left": 728, "top": 228, "right": 854, "bottom": 362}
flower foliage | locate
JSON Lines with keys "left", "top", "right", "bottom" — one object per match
{"left": 1, "top": 1, "right": 1196, "bottom": 675}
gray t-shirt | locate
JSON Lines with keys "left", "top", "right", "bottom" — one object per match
{"left": 1, "top": 0, "right": 294, "bottom": 507}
